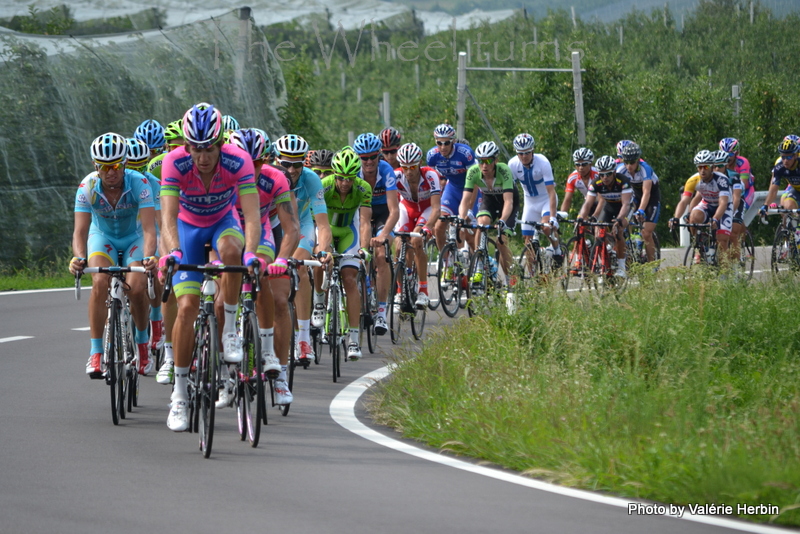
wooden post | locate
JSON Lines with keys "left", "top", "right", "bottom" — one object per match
{"left": 619, "top": 26, "right": 623, "bottom": 47}
{"left": 571, "top": 51, "right": 586, "bottom": 145}
{"left": 357, "top": 87, "right": 362, "bottom": 104}
{"left": 383, "top": 92, "right": 391, "bottom": 127}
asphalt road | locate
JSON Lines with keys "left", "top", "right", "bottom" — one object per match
{"left": 0, "top": 271, "right": 789, "bottom": 534}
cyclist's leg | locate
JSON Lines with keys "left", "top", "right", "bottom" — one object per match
{"left": 293, "top": 217, "right": 317, "bottom": 360}
{"left": 412, "top": 206, "right": 433, "bottom": 297}
{"left": 716, "top": 203, "right": 734, "bottom": 257}
{"left": 372, "top": 206, "right": 392, "bottom": 326}
{"left": 85, "top": 233, "right": 115, "bottom": 376}
{"left": 434, "top": 183, "right": 460, "bottom": 251}
{"left": 120, "top": 234, "right": 153, "bottom": 373}
{"left": 640, "top": 199, "right": 660, "bottom": 262}
{"left": 256, "top": 227, "right": 277, "bottom": 371}
{"left": 213, "top": 214, "right": 245, "bottom": 350}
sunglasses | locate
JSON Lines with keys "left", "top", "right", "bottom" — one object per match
{"left": 335, "top": 174, "right": 355, "bottom": 182}
{"left": 478, "top": 158, "right": 495, "bottom": 165}
{"left": 696, "top": 165, "right": 710, "bottom": 171}
{"left": 359, "top": 154, "right": 379, "bottom": 161}
{"left": 313, "top": 168, "right": 335, "bottom": 177}
{"left": 575, "top": 162, "right": 591, "bottom": 167}
{"left": 622, "top": 159, "right": 638, "bottom": 164}
{"left": 95, "top": 162, "right": 125, "bottom": 171}
{"left": 780, "top": 154, "right": 797, "bottom": 159}
{"left": 436, "top": 140, "right": 452, "bottom": 147}
{"left": 279, "top": 160, "right": 304, "bottom": 169}
{"left": 382, "top": 148, "right": 398, "bottom": 154}
{"left": 598, "top": 172, "right": 614, "bottom": 178}
{"left": 400, "top": 164, "right": 418, "bottom": 170}
{"left": 517, "top": 151, "right": 533, "bottom": 156}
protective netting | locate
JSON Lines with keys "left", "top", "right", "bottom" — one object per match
{"left": 0, "top": 8, "right": 286, "bottom": 266}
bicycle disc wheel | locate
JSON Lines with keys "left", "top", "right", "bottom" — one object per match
{"left": 389, "top": 264, "right": 404, "bottom": 344}
{"left": 437, "top": 243, "right": 461, "bottom": 318}
{"left": 466, "top": 250, "right": 489, "bottom": 317}
{"left": 199, "top": 315, "right": 218, "bottom": 458}
{"left": 281, "top": 302, "right": 296, "bottom": 417}
{"left": 329, "top": 286, "right": 341, "bottom": 383}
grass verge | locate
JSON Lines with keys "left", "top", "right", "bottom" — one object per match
{"left": 369, "top": 272, "right": 800, "bottom": 526}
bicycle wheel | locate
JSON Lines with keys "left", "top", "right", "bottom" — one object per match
{"left": 736, "top": 229, "right": 755, "bottom": 280}
{"left": 103, "top": 301, "right": 122, "bottom": 425}
{"left": 197, "top": 315, "right": 218, "bottom": 458}
{"left": 329, "top": 286, "right": 341, "bottom": 383}
{"left": 563, "top": 236, "right": 591, "bottom": 292}
{"left": 365, "top": 262, "right": 379, "bottom": 354}
{"left": 281, "top": 301, "right": 296, "bottom": 417}
{"left": 122, "top": 307, "right": 137, "bottom": 413}
{"left": 771, "top": 228, "right": 794, "bottom": 275}
{"left": 408, "top": 261, "right": 426, "bottom": 340}
{"left": 389, "top": 263, "right": 405, "bottom": 344}
{"left": 357, "top": 268, "right": 370, "bottom": 351}
{"left": 437, "top": 243, "right": 462, "bottom": 318}
{"left": 517, "top": 242, "right": 542, "bottom": 283}
{"left": 238, "top": 311, "right": 262, "bottom": 445}
{"left": 466, "top": 250, "right": 490, "bottom": 317}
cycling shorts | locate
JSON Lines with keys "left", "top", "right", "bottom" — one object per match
{"left": 258, "top": 224, "right": 276, "bottom": 261}
{"left": 173, "top": 209, "right": 244, "bottom": 298}
{"left": 396, "top": 203, "right": 434, "bottom": 233}
{"left": 371, "top": 202, "right": 391, "bottom": 239}
{"left": 331, "top": 218, "right": 361, "bottom": 270}
{"left": 598, "top": 203, "right": 624, "bottom": 224}
{"left": 633, "top": 196, "right": 661, "bottom": 224}
{"left": 519, "top": 194, "right": 552, "bottom": 236}
{"left": 297, "top": 218, "right": 316, "bottom": 255}
{"left": 693, "top": 200, "right": 733, "bottom": 236}
{"left": 439, "top": 182, "right": 463, "bottom": 217}
{"left": 477, "top": 194, "right": 519, "bottom": 229}
{"left": 781, "top": 188, "right": 800, "bottom": 207}
{"left": 88, "top": 231, "right": 143, "bottom": 266}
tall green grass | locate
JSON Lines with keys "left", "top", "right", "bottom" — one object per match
{"left": 0, "top": 254, "right": 83, "bottom": 291}
{"left": 370, "top": 275, "right": 800, "bottom": 526}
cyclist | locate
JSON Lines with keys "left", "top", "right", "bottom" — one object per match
{"left": 428, "top": 123, "right": 476, "bottom": 251}
{"left": 616, "top": 142, "right": 660, "bottom": 262}
{"left": 561, "top": 147, "right": 597, "bottom": 215}
{"left": 672, "top": 150, "right": 733, "bottom": 259}
{"left": 614, "top": 140, "right": 635, "bottom": 163}
{"left": 379, "top": 127, "right": 402, "bottom": 169}
{"left": 310, "top": 149, "right": 335, "bottom": 178}
{"left": 508, "top": 133, "right": 561, "bottom": 266}
{"left": 578, "top": 155, "right": 633, "bottom": 277}
{"left": 761, "top": 138, "right": 800, "bottom": 218}
{"left": 69, "top": 133, "right": 157, "bottom": 379}
{"left": 339, "top": 132, "right": 399, "bottom": 336}
{"left": 222, "top": 114, "right": 240, "bottom": 134}
{"left": 134, "top": 119, "right": 166, "bottom": 160}
{"left": 268, "top": 134, "right": 332, "bottom": 377}
{"left": 159, "top": 103, "right": 262, "bottom": 431}
{"left": 313, "top": 147, "right": 373, "bottom": 360}
{"left": 460, "top": 141, "right": 518, "bottom": 280}
{"left": 394, "top": 142, "right": 442, "bottom": 308}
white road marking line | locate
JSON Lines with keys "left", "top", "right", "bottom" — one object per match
{"left": 331, "top": 366, "right": 794, "bottom": 534}
{"left": 0, "top": 336, "right": 34, "bottom": 343}
{"left": 0, "top": 287, "right": 88, "bottom": 296}
{"left": 72, "top": 327, "right": 91, "bottom": 331}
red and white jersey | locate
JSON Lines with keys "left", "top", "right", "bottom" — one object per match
{"left": 565, "top": 169, "right": 597, "bottom": 198}
{"left": 394, "top": 166, "right": 442, "bottom": 211}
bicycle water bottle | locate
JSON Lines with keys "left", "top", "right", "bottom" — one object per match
{"left": 365, "top": 273, "right": 372, "bottom": 293}
{"left": 321, "top": 271, "right": 329, "bottom": 291}
{"left": 489, "top": 257, "right": 498, "bottom": 279}
{"left": 707, "top": 245, "right": 716, "bottom": 262}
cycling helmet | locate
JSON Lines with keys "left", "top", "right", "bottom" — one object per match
{"left": 331, "top": 147, "right": 361, "bottom": 176}
{"left": 615, "top": 139, "right": 633, "bottom": 156}
{"left": 778, "top": 138, "right": 799, "bottom": 154}
{"left": 182, "top": 102, "right": 223, "bottom": 149}
{"left": 91, "top": 133, "right": 128, "bottom": 165}
{"left": 433, "top": 123, "right": 456, "bottom": 139}
{"left": 572, "top": 147, "right": 594, "bottom": 163}
{"left": 719, "top": 137, "right": 739, "bottom": 155}
{"left": 784, "top": 134, "right": 800, "bottom": 144}
{"left": 164, "top": 120, "right": 183, "bottom": 143}
{"left": 222, "top": 114, "right": 240, "bottom": 132}
{"left": 454, "top": 138, "right": 471, "bottom": 147}
{"left": 309, "top": 149, "right": 334, "bottom": 168}
{"left": 134, "top": 119, "right": 165, "bottom": 151}
{"left": 693, "top": 150, "right": 715, "bottom": 166}
{"left": 230, "top": 128, "right": 268, "bottom": 161}
{"left": 595, "top": 155, "right": 616, "bottom": 173}
{"left": 711, "top": 150, "right": 729, "bottom": 166}
{"left": 126, "top": 138, "right": 150, "bottom": 169}
{"left": 474, "top": 141, "right": 500, "bottom": 159}
{"left": 620, "top": 142, "right": 641, "bottom": 162}
{"left": 513, "top": 133, "right": 535, "bottom": 153}
{"left": 274, "top": 134, "right": 309, "bottom": 158}
{"left": 304, "top": 150, "right": 315, "bottom": 168}
{"left": 397, "top": 143, "right": 423, "bottom": 166}
{"left": 353, "top": 133, "right": 383, "bottom": 155}
{"left": 379, "top": 127, "right": 401, "bottom": 148}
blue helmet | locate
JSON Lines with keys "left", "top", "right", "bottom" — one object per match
{"left": 719, "top": 137, "right": 739, "bottom": 155}
{"left": 353, "top": 133, "right": 383, "bottom": 155}
{"left": 134, "top": 119, "right": 165, "bottom": 151}
{"left": 182, "top": 103, "right": 223, "bottom": 149}
{"left": 230, "top": 128, "right": 268, "bottom": 161}
{"left": 615, "top": 139, "right": 633, "bottom": 157}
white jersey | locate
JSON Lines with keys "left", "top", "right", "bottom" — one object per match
{"left": 508, "top": 153, "right": 555, "bottom": 198}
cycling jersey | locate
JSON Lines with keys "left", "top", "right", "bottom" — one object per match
{"left": 771, "top": 161, "right": 800, "bottom": 192}
{"left": 291, "top": 167, "right": 328, "bottom": 221}
{"left": 615, "top": 160, "right": 660, "bottom": 202}
{"left": 425, "top": 142, "right": 475, "bottom": 191}
{"left": 693, "top": 172, "right": 731, "bottom": 206}
{"left": 358, "top": 159, "right": 397, "bottom": 206}
{"left": 321, "top": 176, "right": 372, "bottom": 228}
{"left": 142, "top": 170, "right": 161, "bottom": 212}
{"left": 395, "top": 166, "right": 442, "bottom": 212}
{"left": 733, "top": 155, "right": 754, "bottom": 207}
{"left": 508, "top": 153, "right": 555, "bottom": 198}
{"left": 161, "top": 144, "right": 256, "bottom": 227}
{"left": 565, "top": 169, "right": 596, "bottom": 198}
{"left": 147, "top": 152, "right": 166, "bottom": 180}
{"left": 467, "top": 163, "right": 520, "bottom": 226}
{"left": 237, "top": 165, "right": 292, "bottom": 225}
{"left": 587, "top": 174, "right": 633, "bottom": 204}
{"left": 75, "top": 169, "right": 154, "bottom": 238}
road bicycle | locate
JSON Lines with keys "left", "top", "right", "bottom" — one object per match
{"left": 678, "top": 222, "right": 718, "bottom": 270}
{"left": 234, "top": 268, "right": 263, "bottom": 446}
{"left": 436, "top": 216, "right": 470, "bottom": 318}
{"left": 624, "top": 221, "right": 661, "bottom": 267}
{"left": 464, "top": 223, "right": 507, "bottom": 317}
{"left": 586, "top": 220, "right": 627, "bottom": 294}
{"left": 423, "top": 233, "right": 440, "bottom": 311}
{"left": 561, "top": 218, "right": 596, "bottom": 292}
{"left": 162, "top": 260, "right": 251, "bottom": 458}
{"left": 515, "top": 217, "right": 567, "bottom": 285}
{"left": 319, "top": 252, "right": 364, "bottom": 382}
{"left": 360, "top": 244, "right": 386, "bottom": 355}
{"left": 761, "top": 208, "right": 800, "bottom": 274}
{"left": 76, "top": 263, "right": 152, "bottom": 426}
{"left": 390, "top": 232, "right": 426, "bottom": 341}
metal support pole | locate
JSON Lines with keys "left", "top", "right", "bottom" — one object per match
{"left": 234, "top": 7, "right": 251, "bottom": 106}
{"left": 383, "top": 92, "right": 391, "bottom": 127}
{"left": 456, "top": 51, "right": 467, "bottom": 141}
{"left": 571, "top": 51, "right": 586, "bottom": 145}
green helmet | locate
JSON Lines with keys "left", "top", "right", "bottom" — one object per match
{"left": 164, "top": 120, "right": 183, "bottom": 143}
{"left": 331, "top": 146, "right": 361, "bottom": 176}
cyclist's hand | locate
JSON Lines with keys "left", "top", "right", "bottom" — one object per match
{"left": 769, "top": 203, "right": 779, "bottom": 210}
{"left": 456, "top": 217, "right": 465, "bottom": 227}
{"left": 711, "top": 218, "right": 720, "bottom": 230}
{"left": 589, "top": 215, "right": 598, "bottom": 223}
{"left": 159, "top": 249, "right": 182, "bottom": 271}
{"left": 142, "top": 255, "right": 158, "bottom": 271}
{"left": 759, "top": 205, "right": 768, "bottom": 216}
{"left": 359, "top": 247, "right": 373, "bottom": 263}
{"left": 668, "top": 217, "right": 678, "bottom": 230}
{"left": 319, "top": 251, "right": 333, "bottom": 265}
{"left": 634, "top": 209, "right": 645, "bottom": 222}
{"left": 548, "top": 217, "right": 559, "bottom": 230}
{"left": 496, "top": 219, "right": 508, "bottom": 233}
{"left": 69, "top": 256, "right": 86, "bottom": 275}
{"left": 243, "top": 252, "right": 266, "bottom": 273}
{"left": 268, "top": 257, "right": 289, "bottom": 276}
{"left": 420, "top": 226, "right": 432, "bottom": 239}
{"left": 370, "top": 235, "right": 387, "bottom": 248}
{"left": 576, "top": 217, "right": 585, "bottom": 225}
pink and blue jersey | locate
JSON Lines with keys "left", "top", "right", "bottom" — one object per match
{"left": 236, "top": 164, "right": 292, "bottom": 227}
{"left": 161, "top": 144, "right": 256, "bottom": 227}
{"left": 733, "top": 155, "right": 754, "bottom": 208}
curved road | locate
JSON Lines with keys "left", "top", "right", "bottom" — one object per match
{"left": 0, "top": 274, "right": 788, "bottom": 534}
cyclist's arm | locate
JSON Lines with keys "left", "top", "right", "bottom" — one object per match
{"left": 276, "top": 192, "right": 301, "bottom": 258}
{"left": 713, "top": 197, "right": 728, "bottom": 222}
{"left": 763, "top": 179, "right": 780, "bottom": 207}
{"left": 239, "top": 191, "right": 261, "bottom": 257}
{"left": 72, "top": 211, "right": 91, "bottom": 260}
{"left": 458, "top": 187, "right": 477, "bottom": 220}
{"left": 687, "top": 191, "right": 703, "bottom": 211}
{"left": 359, "top": 206, "right": 372, "bottom": 249}
{"left": 159, "top": 193, "right": 180, "bottom": 254}
{"left": 637, "top": 180, "right": 652, "bottom": 212}
{"left": 139, "top": 206, "right": 157, "bottom": 258}
{"left": 546, "top": 183, "right": 558, "bottom": 219}
{"left": 618, "top": 192, "right": 632, "bottom": 220}
{"left": 732, "top": 187, "right": 742, "bottom": 213}
{"left": 428, "top": 193, "right": 442, "bottom": 230}
{"left": 379, "top": 190, "right": 400, "bottom": 243}
{"left": 673, "top": 196, "right": 691, "bottom": 219}
{"left": 314, "top": 213, "right": 333, "bottom": 257}
{"left": 560, "top": 190, "right": 574, "bottom": 213}
{"left": 500, "top": 191, "right": 515, "bottom": 223}
{"left": 577, "top": 192, "right": 595, "bottom": 220}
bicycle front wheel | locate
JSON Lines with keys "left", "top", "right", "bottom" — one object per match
{"left": 408, "top": 262, "right": 426, "bottom": 340}
{"left": 771, "top": 228, "right": 794, "bottom": 275}
{"left": 329, "top": 286, "right": 341, "bottom": 383}
{"left": 281, "top": 301, "right": 296, "bottom": 417}
{"left": 466, "top": 250, "right": 489, "bottom": 317}
{"left": 197, "top": 315, "right": 218, "bottom": 458}
{"left": 238, "top": 311, "right": 262, "bottom": 446}
{"left": 737, "top": 229, "right": 755, "bottom": 280}
{"left": 104, "top": 301, "right": 123, "bottom": 425}
{"left": 437, "top": 243, "right": 462, "bottom": 318}
{"left": 389, "top": 263, "right": 405, "bottom": 344}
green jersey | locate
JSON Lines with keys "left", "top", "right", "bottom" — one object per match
{"left": 465, "top": 163, "right": 515, "bottom": 198}
{"left": 321, "top": 176, "right": 372, "bottom": 228}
